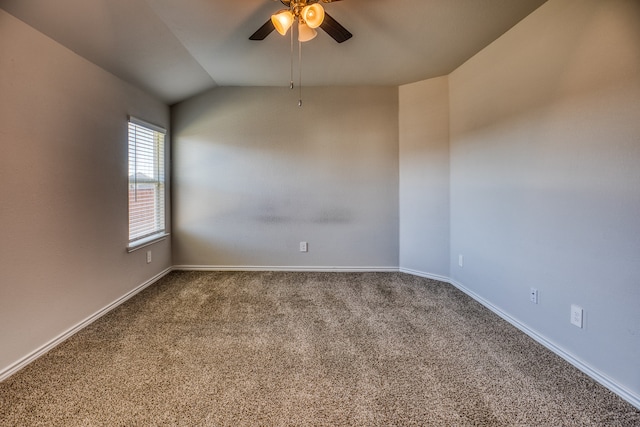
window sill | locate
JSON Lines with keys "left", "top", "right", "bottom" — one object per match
{"left": 127, "top": 233, "right": 169, "bottom": 253}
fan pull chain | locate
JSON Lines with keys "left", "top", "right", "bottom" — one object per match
{"left": 290, "top": 28, "right": 294, "bottom": 90}
{"left": 298, "top": 39, "right": 303, "bottom": 107}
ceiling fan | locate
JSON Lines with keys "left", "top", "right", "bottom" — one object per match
{"left": 250, "top": 0, "right": 352, "bottom": 43}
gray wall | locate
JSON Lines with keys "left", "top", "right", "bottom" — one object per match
{"left": 171, "top": 86, "right": 399, "bottom": 268}
{"left": 449, "top": 0, "right": 640, "bottom": 398}
{"left": 399, "top": 77, "right": 450, "bottom": 277}
{"left": 0, "top": 10, "right": 171, "bottom": 376}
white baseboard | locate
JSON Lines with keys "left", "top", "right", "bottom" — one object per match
{"left": 0, "top": 267, "right": 172, "bottom": 382}
{"left": 399, "top": 267, "right": 450, "bottom": 283}
{"left": 402, "top": 268, "right": 639, "bottom": 410}
{"left": 173, "top": 265, "right": 400, "bottom": 273}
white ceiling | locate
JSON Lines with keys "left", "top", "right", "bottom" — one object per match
{"left": 1, "top": 0, "right": 547, "bottom": 105}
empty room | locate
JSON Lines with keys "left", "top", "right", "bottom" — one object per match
{"left": 1, "top": 0, "right": 639, "bottom": 424}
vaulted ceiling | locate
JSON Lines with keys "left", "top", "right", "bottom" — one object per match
{"left": 1, "top": 0, "right": 547, "bottom": 104}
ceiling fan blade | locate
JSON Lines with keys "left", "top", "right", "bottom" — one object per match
{"left": 320, "top": 12, "right": 352, "bottom": 43}
{"left": 249, "top": 19, "right": 276, "bottom": 40}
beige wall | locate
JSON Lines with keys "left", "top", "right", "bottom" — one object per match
{"left": 0, "top": 10, "right": 171, "bottom": 376}
{"left": 449, "top": 0, "right": 640, "bottom": 399}
{"left": 171, "top": 86, "right": 399, "bottom": 268}
{"left": 399, "top": 77, "right": 450, "bottom": 277}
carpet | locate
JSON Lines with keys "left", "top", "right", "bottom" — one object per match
{"left": 1, "top": 271, "right": 638, "bottom": 425}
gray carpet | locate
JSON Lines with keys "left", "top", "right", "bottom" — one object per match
{"left": 0, "top": 271, "right": 638, "bottom": 426}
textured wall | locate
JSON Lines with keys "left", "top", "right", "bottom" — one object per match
{"left": 399, "top": 77, "right": 450, "bottom": 277}
{"left": 0, "top": 10, "right": 171, "bottom": 375}
{"left": 171, "top": 86, "right": 399, "bottom": 268}
{"left": 449, "top": 0, "right": 640, "bottom": 398}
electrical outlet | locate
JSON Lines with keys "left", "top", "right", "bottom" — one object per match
{"left": 299, "top": 241, "right": 308, "bottom": 252}
{"left": 570, "top": 304, "right": 583, "bottom": 328}
{"left": 146, "top": 250, "right": 152, "bottom": 264}
{"left": 458, "top": 255, "right": 464, "bottom": 268}
{"left": 530, "top": 288, "right": 538, "bottom": 304}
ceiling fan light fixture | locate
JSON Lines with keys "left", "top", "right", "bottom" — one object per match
{"left": 298, "top": 22, "right": 317, "bottom": 42}
{"left": 301, "top": 3, "right": 325, "bottom": 29}
{"left": 271, "top": 9, "right": 294, "bottom": 35}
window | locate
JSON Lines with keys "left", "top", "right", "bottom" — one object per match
{"left": 128, "top": 117, "right": 166, "bottom": 249}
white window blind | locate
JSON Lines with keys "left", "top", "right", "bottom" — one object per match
{"left": 128, "top": 117, "right": 166, "bottom": 247}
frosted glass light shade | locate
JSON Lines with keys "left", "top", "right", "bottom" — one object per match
{"left": 298, "top": 22, "right": 317, "bottom": 42}
{"left": 271, "top": 10, "right": 294, "bottom": 35}
{"left": 301, "top": 4, "right": 325, "bottom": 29}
